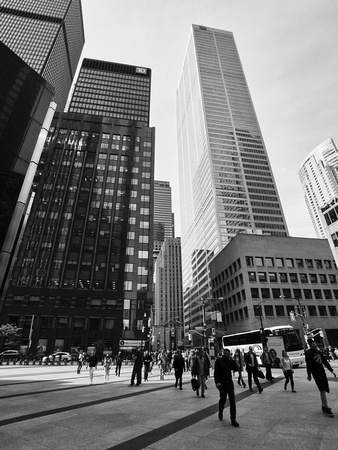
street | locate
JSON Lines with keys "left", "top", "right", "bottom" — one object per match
{"left": 0, "top": 362, "right": 338, "bottom": 449}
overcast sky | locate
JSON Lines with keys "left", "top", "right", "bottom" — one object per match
{"left": 80, "top": 0, "right": 338, "bottom": 239}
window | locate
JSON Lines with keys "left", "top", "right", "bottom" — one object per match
{"left": 265, "top": 257, "right": 274, "bottom": 267}
{"left": 300, "top": 273, "right": 308, "bottom": 283}
{"left": 125, "top": 264, "right": 133, "bottom": 272}
{"left": 329, "top": 274, "right": 337, "bottom": 284}
{"left": 308, "top": 306, "right": 317, "bottom": 316}
{"left": 314, "top": 290, "right": 322, "bottom": 299}
{"left": 315, "top": 259, "right": 323, "bottom": 269}
{"left": 268, "top": 272, "right": 277, "bottom": 282}
{"left": 318, "top": 306, "right": 327, "bottom": 316}
{"left": 295, "top": 259, "right": 304, "bottom": 269}
{"left": 275, "top": 305, "right": 285, "bottom": 316}
{"left": 251, "top": 288, "right": 259, "bottom": 298}
{"left": 276, "top": 258, "right": 284, "bottom": 268}
{"left": 305, "top": 259, "right": 313, "bottom": 269}
{"left": 303, "top": 289, "right": 312, "bottom": 299}
{"left": 285, "top": 258, "right": 294, "bottom": 268}
{"left": 272, "top": 288, "right": 281, "bottom": 298}
{"left": 246, "top": 256, "right": 254, "bottom": 266}
{"left": 323, "top": 290, "right": 332, "bottom": 299}
{"left": 319, "top": 274, "right": 327, "bottom": 283}
{"left": 309, "top": 274, "right": 318, "bottom": 283}
{"left": 279, "top": 273, "right": 288, "bottom": 283}
{"left": 126, "top": 247, "right": 134, "bottom": 256}
{"left": 255, "top": 257, "right": 264, "bottom": 267}
{"left": 124, "top": 281, "right": 133, "bottom": 291}
{"left": 289, "top": 273, "right": 298, "bottom": 283}
{"left": 138, "top": 250, "right": 148, "bottom": 259}
{"left": 264, "top": 305, "right": 274, "bottom": 316}
{"left": 324, "top": 260, "right": 332, "bottom": 269}
{"left": 258, "top": 272, "right": 267, "bottom": 282}
{"left": 261, "top": 288, "right": 270, "bottom": 298}
{"left": 248, "top": 272, "right": 256, "bottom": 281}
{"left": 328, "top": 306, "right": 338, "bottom": 316}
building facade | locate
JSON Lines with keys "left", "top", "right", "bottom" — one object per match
{"left": 0, "top": 0, "right": 85, "bottom": 111}
{"left": 210, "top": 234, "right": 338, "bottom": 349}
{"left": 68, "top": 58, "right": 151, "bottom": 125}
{"left": 153, "top": 180, "right": 174, "bottom": 258}
{"left": 154, "top": 237, "right": 183, "bottom": 349}
{"left": 0, "top": 60, "right": 155, "bottom": 356}
{"left": 176, "top": 25, "right": 288, "bottom": 334}
{"left": 299, "top": 138, "right": 338, "bottom": 239}
{"left": 0, "top": 41, "right": 55, "bottom": 298}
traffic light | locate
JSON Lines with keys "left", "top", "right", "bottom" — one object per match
{"left": 171, "top": 327, "right": 175, "bottom": 337}
{"left": 212, "top": 328, "right": 216, "bottom": 336}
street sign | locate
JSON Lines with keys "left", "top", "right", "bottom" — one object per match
{"left": 119, "top": 340, "right": 142, "bottom": 347}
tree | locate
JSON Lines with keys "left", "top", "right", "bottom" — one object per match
{"left": 0, "top": 324, "right": 22, "bottom": 347}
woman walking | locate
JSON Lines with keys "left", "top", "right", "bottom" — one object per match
{"left": 103, "top": 355, "right": 112, "bottom": 383}
{"left": 280, "top": 350, "right": 296, "bottom": 393}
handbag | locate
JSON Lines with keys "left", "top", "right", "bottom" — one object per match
{"left": 191, "top": 377, "right": 199, "bottom": 391}
{"left": 257, "top": 368, "right": 265, "bottom": 379}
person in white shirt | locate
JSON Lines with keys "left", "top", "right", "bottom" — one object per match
{"left": 280, "top": 350, "right": 296, "bottom": 393}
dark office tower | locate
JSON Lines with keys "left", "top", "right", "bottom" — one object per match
{"left": 0, "top": 41, "right": 55, "bottom": 299}
{"left": 68, "top": 59, "right": 151, "bottom": 125}
{"left": 0, "top": 0, "right": 85, "bottom": 111}
{"left": 1, "top": 61, "right": 155, "bottom": 356}
{"left": 177, "top": 25, "right": 288, "bottom": 332}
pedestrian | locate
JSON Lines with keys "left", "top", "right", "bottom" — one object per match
{"left": 173, "top": 349, "right": 185, "bottom": 389}
{"left": 244, "top": 346, "right": 263, "bottom": 393}
{"left": 261, "top": 346, "right": 273, "bottom": 382}
{"left": 234, "top": 348, "right": 246, "bottom": 388}
{"left": 191, "top": 348, "right": 210, "bottom": 398}
{"left": 129, "top": 347, "right": 143, "bottom": 386}
{"left": 115, "top": 351, "right": 123, "bottom": 376}
{"left": 103, "top": 354, "right": 112, "bottom": 383}
{"left": 86, "top": 350, "right": 98, "bottom": 385}
{"left": 158, "top": 350, "right": 167, "bottom": 380}
{"left": 280, "top": 350, "right": 296, "bottom": 393}
{"left": 305, "top": 339, "right": 336, "bottom": 417}
{"left": 143, "top": 350, "right": 153, "bottom": 381}
{"left": 77, "top": 350, "right": 85, "bottom": 374}
{"left": 214, "top": 348, "right": 239, "bottom": 427}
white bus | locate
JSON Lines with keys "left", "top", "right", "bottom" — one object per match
{"left": 222, "top": 325, "right": 305, "bottom": 367}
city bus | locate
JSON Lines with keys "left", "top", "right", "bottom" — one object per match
{"left": 222, "top": 325, "right": 305, "bottom": 367}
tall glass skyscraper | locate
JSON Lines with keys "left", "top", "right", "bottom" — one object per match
{"left": 0, "top": 0, "right": 85, "bottom": 111}
{"left": 153, "top": 180, "right": 174, "bottom": 258}
{"left": 176, "top": 25, "right": 288, "bottom": 330}
{"left": 299, "top": 138, "right": 338, "bottom": 238}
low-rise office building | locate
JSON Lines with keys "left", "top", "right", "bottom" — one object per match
{"left": 210, "top": 234, "right": 338, "bottom": 348}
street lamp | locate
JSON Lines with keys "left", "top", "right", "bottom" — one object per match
{"left": 255, "top": 300, "right": 266, "bottom": 348}
{"left": 279, "top": 295, "right": 308, "bottom": 347}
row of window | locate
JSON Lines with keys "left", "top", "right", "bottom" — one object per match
{"left": 251, "top": 287, "right": 338, "bottom": 301}
{"left": 248, "top": 271, "right": 337, "bottom": 284}
{"left": 246, "top": 256, "right": 335, "bottom": 270}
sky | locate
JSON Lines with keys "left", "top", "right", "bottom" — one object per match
{"left": 80, "top": 0, "right": 338, "bottom": 239}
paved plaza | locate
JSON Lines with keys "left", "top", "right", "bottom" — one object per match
{"left": 0, "top": 360, "right": 338, "bottom": 449}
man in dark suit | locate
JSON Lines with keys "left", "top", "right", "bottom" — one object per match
{"left": 244, "top": 346, "right": 263, "bottom": 393}
{"left": 214, "top": 348, "right": 239, "bottom": 427}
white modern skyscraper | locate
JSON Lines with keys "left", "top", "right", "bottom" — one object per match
{"left": 176, "top": 25, "right": 288, "bottom": 332}
{"left": 299, "top": 138, "right": 338, "bottom": 238}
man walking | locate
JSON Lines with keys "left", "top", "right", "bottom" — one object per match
{"left": 244, "top": 346, "right": 263, "bottom": 393}
{"left": 129, "top": 347, "right": 143, "bottom": 386}
{"left": 261, "top": 346, "right": 273, "bottom": 382}
{"left": 306, "top": 339, "right": 336, "bottom": 417}
{"left": 115, "top": 351, "right": 123, "bottom": 376}
{"left": 214, "top": 348, "right": 239, "bottom": 427}
{"left": 173, "top": 349, "right": 185, "bottom": 389}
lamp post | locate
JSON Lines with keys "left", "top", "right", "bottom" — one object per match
{"left": 279, "top": 295, "right": 308, "bottom": 347}
{"left": 256, "top": 300, "right": 266, "bottom": 348}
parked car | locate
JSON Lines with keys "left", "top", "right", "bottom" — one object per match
{"left": 0, "top": 350, "right": 21, "bottom": 360}
{"left": 42, "top": 352, "right": 72, "bottom": 363}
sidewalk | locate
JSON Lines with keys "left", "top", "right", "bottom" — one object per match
{"left": 0, "top": 362, "right": 337, "bottom": 449}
